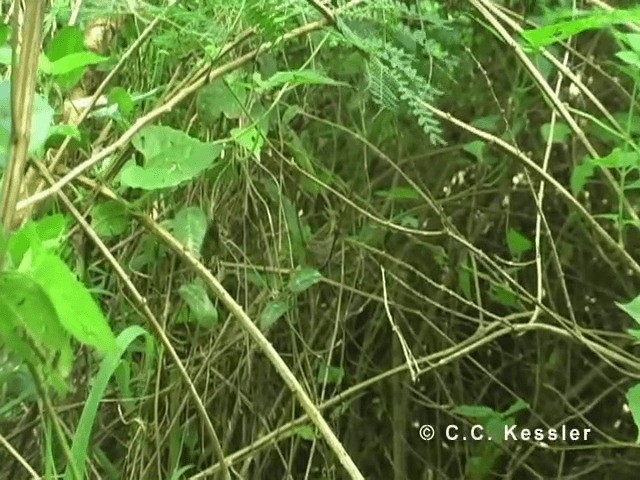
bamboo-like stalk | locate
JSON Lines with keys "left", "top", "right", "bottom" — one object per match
{"left": 0, "top": 1, "right": 46, "bottom": 233}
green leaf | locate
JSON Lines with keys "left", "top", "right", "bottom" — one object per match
{"left": 617, "top": 295, "right": 640, "bottom": 325}
{"left": 196, "top": 78, "right": 247, "bottom": 122}
{"left": 501, "top": 399, "right": 529, "bottom": 417}
{"left": 485, "top": 415, "right": 512, "bottom": 446}
{"left": 43, "top": 51, "right": 108, "bottom": 76}
{"left": 92, "top": 201, "right": 129, "bottom": 237}
{"left": 259, "top": 300, "right": 290, "bottom": 329}
{"left": 622, "top": 33, "right": 640, "bottom": 53}
{"left": 294, "top": 425, "right": 317, "bottom": 441}
{"left": 231, "top": 126, "right": 264, "bottom": 155}
{"left": 288, "top": 268, "right": 323, "bottom": 294}
{"left": 168, "top": 206, "right": 208, "bottom": 257}
{"left": 470, "top": 115, "right": 501, "bottom": 133}
{"left": 452, "top": 404, "right": 498, "bottom": 419}
{"left": 64, "top": 326, "right": 151, "bottom": 480}
{"left": 627, "top": 329, "right": 640, "bottom": 341}
{"left": 593, "top": 148, "right": 640, "bottom": 169}
{"left": 0, "top": 272, "right": 73, "bottom": 394}
{"left": 463, "top": 140, "right": 485, "bottom": 162}
{"left": 465, "top": 450, "right": 501, "bottom": 480}
{"left": 0, "top": 45, "right": 11, "bottom": 65}
{"left": 178, "top": 281, "right": 218, "bottom": 328}
{"left": 489, "top": 284, "right": 520, "bottom": 308}
{"left": 27, "top": 249, "right": 117, "bottom": 354}
{"left": 506, "top": 228, "right": 533, "bottom": 256}
{"left": 0, "top": 80, "right": 54, "bottom": 167}
{"left": 0, "top": 271, "right": 69, "bottom": 352}
{"left": 0, "top": 24, "right": 10, "bottom": 45}
{"left": 8, "top": 214, "right": 67, "bottom": 267}
{"left": 617, "top": 50, "right": 640, "bottom": 69}
{"left": 540, "top": 122, "right": 571, "bottom": 143}
{"left": 570, "top": 159, "right": 596, "bottom": 195}
{"left": 120, "top": 126, "right": 223, "bottom": 190}
{"left": 45, "top": 26, "right": 85, "bottom": 61}
{"left": 627, "top": 383, "right": 640, "bottom": 443}
{"left": 47, "top": 124, "right": 81, "bottom": 141}
{"left": 316, "top": 363, "right": 344, "bottom": 385}
{"left": 255, "top": 69, "right": 348, "bottom": 91}
{"left": 43, "top": 26, "right": 102, "bottom": 89}
{"left": 521, "top": 8, "right": 640, "bottom": 48}
{"left": 399, "top": 215, "right": 419, "bottom": 228}
{"left": 108, "top": 87, "right": 134, "bottom": 115}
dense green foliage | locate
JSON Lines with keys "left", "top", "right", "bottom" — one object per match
{"left": 2, "top": 0, "right": 640, "bottom": 479}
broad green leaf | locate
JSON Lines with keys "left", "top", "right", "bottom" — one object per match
{"left": 570, "top": 159, "right": 596, "bottom": 195}
{"left": 45, "top": 26, "right": 85, "bottom": 61}
{"left": 0, "top": 80, "right": 54, "bottom": 167}
{"left": 463, "top": 140, "right": 485, "bottom": 162}
{"left": 624, "top": 179, "right": 640, "bottom": 190}
{"left": 502, "top": 399, "right": 529, "bottom": 417}
{"left": 485, "top": 415, "right": 512, "bottom": 446}
{"left": 8, "top": 214, "right": 67, "bottom": 266}
{"left": 540, "top": 122, "right": 571, "bottom": 143}
{"left": 294, "top": 425, "right": 317, "bottom": 441}
{"left": 399, "top": 215, "right": 419, "bottom": 228}
{"left": 465, "top": 451, "right": 501, "bottom": 480}
{"left": 521, "top": 8, "right": 640, "bottom": 48}
{"left": 178, "top": 281, "right": 218, "bottom": 328}
{"left": 593, "top": 148, "right": 640, "bottom": 169}
{"left": 627, "top": 383, "right": 640, "bottom": 443}
{"left": 120, "top": 126, "right": 223, "bottom": 190}
{"left": 288, "top": 268, "right": 323, "bottom": 294}
{"left": 282, "top": 105, "right": 303, "bottom": 125}
{"left": 0, "top": 272, "right": 73, "bottom": 393}
{"left": 617, "top": 295, "right": 640, "bottom": 324}
{"left": 196, "top": 78, "right": 247, "bottom": 122}
{"left": 231, "top": 126, "right": 264, "bottom": 155}
{"left": 506, "top": 228, "right": 533, "bottom": 256}
{"left": 259, "top": 300, "right": 289, "bottom": 330}
{"left": 471, "top": 115, "right": 501, "bottom": 133}
{"left": 28, "top": 250, "right": 117, "bottom": 354}
{"left": 92, "top": 201, "right": 129, "bottom": 237}
{"left": 489, "top": 284, "right": 520, "bottom": 308}
{"left": 249, "top": 102, "right": 271, "bottom": 136}
{"left": 317, "top": 363, "right": 344, "bottom": 385}
{"left": 43, "top": 51, "right": 108, "bottom": 76}
{"left": 168, "top": 206, "right": 208, "bottom": 256}
{"left": 622, "top": 33, "right": 640, "bottom": 53}
{"left": 0, "top": 297, "right": 40, "bottom": 369}
{"left": 44, "top": 26, "right": 98, "bottom": 89}
{"left": 0, "top": 24, "right": 10, "bottom": 45}
{"left": 47, "top": 124, "right": 81, "bottom": 141}
{"left": 0, "top": 272, "right": 70, "bottom": 355}
{"left": 108, "top": 87, "right": 134, "bottom": 115}
{"left": 0, "top": 45, "right": 10, "bottom": 65}
{"left": 617, "top": 50, "right": 640, "bottom": 69}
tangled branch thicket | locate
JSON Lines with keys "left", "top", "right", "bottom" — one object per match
{"left": 2, "top": 0, "right": 640, "bottom": 479}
